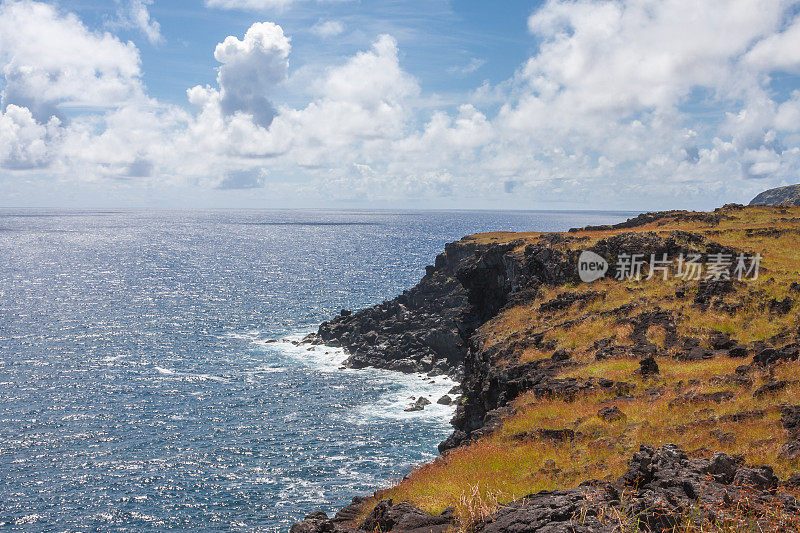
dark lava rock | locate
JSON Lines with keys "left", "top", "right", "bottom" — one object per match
{"left": 598, "top": 405, "right": 626, "bottom": 423}
{"left": 404, "top": 397, "right": 431, "bottom": 412}
{"left": 290, "top": 511, "right": 334, "bottom": 533}
{"left": 718, "top": 410, "right": 765, "bottom": 423}
{"left": 536, "top": 428, "right": 575, "bottom": 442}
{"left": 539, "top": 291, "right": 599, "bottom": 312}
{"left": 679, "top": 346, "right": 714, "bottom": 361}
{"left": 669, "top": 390, "right": 734, "bottom": 407}
{"left": 780, "top": 441, "right": 800, "bottom": 460}
{"left": 360, "top": 500, "right": 454, "bottom": 533}
{"left": 550, "top": 349, "right": 571, "bottom": 362}
{"left": 710, "top": 331, "right": 737, "bottom": 350}
{"left": 437, "top": 430, "right": 467, "bottom": 453}
{"left": 473, "top": 444, "right": 799, "bottom": 533}
{"left": 728, "top": 344, "right": 749, "bottom": 358}
{"left": 753, "top": 343, "right": 800, "bottom": 366}
{"left": 769, "top": 297, "right": 795, "bottom": 314}
{"left": 734, "top": 466, "right": 778, "bottom": 491}
{"left": 694, "top": 278, "right": 735, "bottom": 309}
{"left": 292, "top": 498, "right": 455, "bottom": 533}
{"left": 436, "top": 395, "right": 453, "bottom": 406}
{"left": 782, "top": 405, "right": 800, "bottom": 438}
{"left": 638, "top": 356, "right": 660, "bottom": 377}
{"left": 753, "top": 380, "right": 789, "bottom": 398}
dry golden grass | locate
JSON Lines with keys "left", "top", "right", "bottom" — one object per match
{"left": 366, "top": 206, "right": 800, "bottom": 527}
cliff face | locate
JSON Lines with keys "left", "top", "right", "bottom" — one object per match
{"left": 750, "top": 183, "right": 800, "bottom": 206}
{"left": 309, "top": 210, "right": 739, "bottom": 451}
{"left": 307, "top": 240, "right": 527, "bottom": 378}
{"left": 295, "top": 205, "right": 800, "bottom": 532}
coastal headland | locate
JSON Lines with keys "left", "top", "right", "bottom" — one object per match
{"left": 295, "top": 204, "right": 800, "bottom": 532}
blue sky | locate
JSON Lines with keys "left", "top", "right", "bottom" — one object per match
{"left": 123, "top": 1, "right": 537, "bottom": 110}
{"left": 2, "top": 0, "right": 800, "bottom": 209}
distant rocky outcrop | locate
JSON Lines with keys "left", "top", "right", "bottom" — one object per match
{"left": 750, "top": 184, "right": 800, "bottom": 206}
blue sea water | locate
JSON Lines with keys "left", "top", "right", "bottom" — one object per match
{"left": 0, "top": 209, "right": 632, "bottom": 532}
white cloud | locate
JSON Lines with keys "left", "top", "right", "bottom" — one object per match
{"left": 206, "top": 0, "right": 303, "bottom": 10}
{"left": 311, "top": 20, "right": 344, "bottom": 38}
{"left": 744, "top": 15, "right": 800, "bottom": 73}
{"left": 0, "top": 0, "right": 144, "bottom": 121}
{"left": 113, "top": 0, "right": 163, "bottom": 45}
{"left": 523, "top": 0, "right": 786, "bottom": 114}
{"left": 183, "top": 32, "right": 418, "bottom": 173}
{"left": 0, "top": 104, "right": 61, "bottom": 169}
{"left": 6, "top": 0, "right": 800, "bottom": 208}
{"left": 448, "top": 58, "right": 485, "bottom": 75}
{"left": 776, "top": 91, "right": 800, "bottom": 132}
{"left": 210, "top": 22, "right": 291, "bottom": 127}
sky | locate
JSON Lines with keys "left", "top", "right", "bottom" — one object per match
{"left": 2, "top": 0, "right": 800, "bottom": 210}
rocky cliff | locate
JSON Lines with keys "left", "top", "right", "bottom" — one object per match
{"left": 750, "top": 183, "right": 800, "bottom": 206}
{"left": 305, "top": 239, "right": 527, "bottom": 379}
{"left": 294, "top": 205, "right": 800, "bottom": 532}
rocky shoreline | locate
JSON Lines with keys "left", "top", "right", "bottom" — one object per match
{"left": 293, "top": 206, "right": 800, "bottom": 532}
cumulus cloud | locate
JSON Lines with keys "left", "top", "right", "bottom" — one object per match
{"left": 185, "top": 32, "right": 417, "bottom": 160}
{"left": 744, "top": 15, "right": 800, "bottom": 73}
{"left": 6, "top": 0, "right": 800, "bottom": 208}
{"left": 211, "top": 22, "right": 291, "bottom": 127}
{"left": 476, "top": 0, "right": 800, "bottom": 199}
{"left": 0, "top": 0, "right": 144, "bottom": 122}
{"left": 0, "top": 104, "right": 61, "bottom": 169}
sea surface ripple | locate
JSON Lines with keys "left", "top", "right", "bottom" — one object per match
{"left": 0, "top": 209, "right": 631, "bottom": 531}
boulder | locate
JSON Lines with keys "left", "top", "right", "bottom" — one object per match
{"left": 598, "top": 406, "right": 626, "bottom": 423}
{"left": 782, "top": 405, "right": 800, "bottom": 438}
{"left": 753, "top": 380, "right": 789, "bottom": 398}
{"left": 734, "top": 466, "right": 778, "bottom": 491}
{"left": 710, "top": 331, "right": 737, "bottom": 350}
{"left": 404, "top": 397, "right": 431, "bottom": 412}
{"left": 360, "top": 500, "right": 454, "bottom": 533}
{"left": 638, "top": 356, "right": 659, "bottom": 377}
{"left": 779, "top": 441, "right": 800, "bottom": 460}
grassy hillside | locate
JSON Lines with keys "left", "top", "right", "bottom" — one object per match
{"left": 750, "top": 184, "right": 800, "bottom": 206}
{"left": 369, "top": 205, "right": 800, "bottom": 529}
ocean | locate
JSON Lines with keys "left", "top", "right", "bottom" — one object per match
{"left": 0, "top": 209, "right": 631, "bottom": 531}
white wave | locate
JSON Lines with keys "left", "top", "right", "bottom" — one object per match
{"left": 258, "top": 334, "right": 349, "bottom": 372}
{"left": 349, "top": 369, "right": 458, "bottom": 424}
{"left": 251, "top": 363, "right": 287, "bottom": 374}
{"left": 255, "top": 331, "right": 459, "bottom": 424}
{"left": 154, "top": 366, "right": 229, "bottom": 383}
